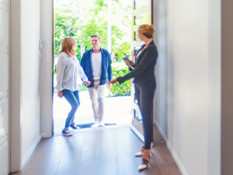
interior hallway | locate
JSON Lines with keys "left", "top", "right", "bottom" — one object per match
{"left": 11, "top": 126, "right": 181, "bottom": 175}
{"left": 2, "top": 0, "right": 233, "bottom": 175}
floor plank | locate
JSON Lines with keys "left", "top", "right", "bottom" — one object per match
{"left": 11, "top": 126, "right": 181, "bottom": 175}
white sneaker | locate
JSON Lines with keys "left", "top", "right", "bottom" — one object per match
{"left": 62, "top": 128, "right": 72, "bottom": 137}
{"left": 98, "top": 121, "right": 105, "bottom": 127}
{"left": 91, "top": 122, "right": 99, "bottom": 128}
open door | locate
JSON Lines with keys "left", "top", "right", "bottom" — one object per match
{"left": 130, "top": 0, "right": 153, "bottom": 141}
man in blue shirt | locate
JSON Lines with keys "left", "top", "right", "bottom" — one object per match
{"left": 81, "top": 35, "right": 112, "bottom": 127}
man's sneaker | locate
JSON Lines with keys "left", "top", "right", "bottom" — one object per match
{"left": 98, "top": 121, "right": 105, "bottom": 127}
{"left": 91, "top": 122, "right": 99, "bottom": 128}
{"left": 62, "top": 128, "right": 72, "bottom": 137}
{"left": 70, "top": 123, "right": 80, "bottom": 130}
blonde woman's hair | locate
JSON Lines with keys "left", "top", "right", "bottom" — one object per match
{"left": 138, "top": 24, "right": 155, "bottom": 38}
{"left": 60, "top": 37, "right": 77, "bottom": 57}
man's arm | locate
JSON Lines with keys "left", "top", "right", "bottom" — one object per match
{"left": 107, "top": 53, "right": 112, "bottom": 81}
{"left": 80, "top": 53, "right": 86, "bottom": 72}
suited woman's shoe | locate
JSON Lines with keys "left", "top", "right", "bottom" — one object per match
{"left": 135, "top": 146, "right": 145, "bottom": 157}
{"left": 135, "top": 142, "right": 154, "bottom": 157}
{"left": 138, "top": 149, "right": 150, "bottom": 171}
{"left": 135, "top": 146, "right": 153, "bottom": 157}
{"left": 138, "top": 158, "right": 150, "bottom": 171}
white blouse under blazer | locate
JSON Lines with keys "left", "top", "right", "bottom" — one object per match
{"left": 56, "top": 52, "right": 88, "bottom": 92}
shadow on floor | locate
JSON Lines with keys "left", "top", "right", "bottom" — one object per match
{"left": 76, "top": 122, "right": 116, "bottom": 129}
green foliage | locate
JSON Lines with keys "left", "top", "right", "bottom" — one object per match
{"left": 109, "top": 66, "right": 131, "bottom": 96}
{"left": 79, "top": 85, "right": 88, "bottom": 91}
{"left": 78, "top": 20, "right": 108, "bottom": 51}
{"left": 54, "top": 0, "right": 132, "bottom": 96}
{"left": 54, "top": 9, "right": 81, "bottom": 58}
{"left": 95, "top": 0, "right": 106, "bottom": 9}
{"left": 113, "top": 42, "right": 131, "bottom": 62}
{"left": 54, "top": 0, "right": 132, "bottom": 59}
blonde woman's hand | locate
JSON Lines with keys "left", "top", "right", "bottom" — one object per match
{"left": 58, "top": 91, "right": 63, "bottom": 97}
{"left": 84, "top": 81, "right": 91, "bottom": 87}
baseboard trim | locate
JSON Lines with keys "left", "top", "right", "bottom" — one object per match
{"left": 40, "top": 132, "right": 53, "bottom": 138}
{"left": 156, "top": 122, "right": 188, "bottom": 175}
{"left": 22, "top": 135, "right": 41, "bottom": 168}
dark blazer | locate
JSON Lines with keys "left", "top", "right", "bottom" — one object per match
{"left": 81, "top": 48, "right": 112, "bottom": 87}
{"left": 117, "top": 41, "right": 158, "bottom": 85}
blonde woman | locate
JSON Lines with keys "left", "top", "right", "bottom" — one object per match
{"left": 108, "top": 24, "right": 158, "bottom": 171}
{"left": 56, "top": 37, "right": 90, "bottom": 136}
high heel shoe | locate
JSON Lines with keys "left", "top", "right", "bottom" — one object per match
{"left": 138, "top": 149, "right": 150, "bottom": 171}
{"left": 135, "top": 142, "right": 154, "bottom": 157}
{"left": 135, "top": 146, "right": 145, "bottom": 157}
{"left": 138, "top": 158, "right": 149, "bottom": 171}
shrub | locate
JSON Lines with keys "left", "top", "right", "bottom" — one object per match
{"left": 109, "top": 66, "right": 131, "bottom": 96}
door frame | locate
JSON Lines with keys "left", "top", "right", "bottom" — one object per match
{"left": 40, "top": 0, "right": 54, "bottom": 138}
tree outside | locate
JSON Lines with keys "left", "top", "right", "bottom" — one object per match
{"left": 54, "top": 0, "right": 133, "bottom": 96}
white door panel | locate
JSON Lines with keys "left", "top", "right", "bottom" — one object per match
{"left": 0, "top": 0, "right": 9, "bottom": 174}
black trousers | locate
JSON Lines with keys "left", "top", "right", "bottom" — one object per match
{"left": 135, "top": 82, "right": 156, "bottom": 149}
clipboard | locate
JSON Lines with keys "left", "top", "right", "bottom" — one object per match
{"left": 121, "top": 56, "right": 134, "bottom": 70}
{"left": 122, "top": 56, "right": 131, "bottom": 62}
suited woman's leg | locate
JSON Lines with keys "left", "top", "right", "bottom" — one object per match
{"left": 134, "top": 85, "right": 141, "bottom": 109}
{"left": 138, "top": 84, "right": 156, "bottom": 150}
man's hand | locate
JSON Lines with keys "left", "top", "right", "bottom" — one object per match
{"left": 84, "top": 81, "right": 91, "bottom": 87}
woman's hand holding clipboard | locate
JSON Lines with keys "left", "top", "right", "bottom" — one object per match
{"left": 122, "top": 56, "right": 135, "bottom": 70}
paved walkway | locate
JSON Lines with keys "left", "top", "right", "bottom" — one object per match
{"left": 53, "top": 90, "right": 133, "bottom": 134}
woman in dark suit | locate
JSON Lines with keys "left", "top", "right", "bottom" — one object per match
{"left": 108, "top": 24, "right": 158, "bottom": 171}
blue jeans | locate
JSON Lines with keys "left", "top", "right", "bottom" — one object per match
{"left": 62, "top": 89, "right": 80, "bottom": 128}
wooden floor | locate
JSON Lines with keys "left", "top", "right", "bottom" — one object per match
{"left": 11, "top": 126, "right": 181, "bottom": 175}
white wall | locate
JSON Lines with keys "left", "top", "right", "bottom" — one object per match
{"left": 10, "top": 0, "right": 41, "bottom": 172}
{"left": 21, "top": 0, "right": 41, "bottom": 166}
{"left": 155, "top": 0, "right": 221, "bottom": 175}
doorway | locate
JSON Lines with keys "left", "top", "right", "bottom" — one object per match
{"left": 53, "top": 0, "right": 134, "bottom": 134}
